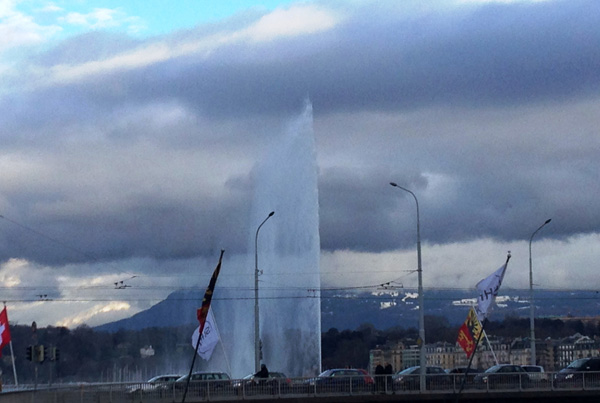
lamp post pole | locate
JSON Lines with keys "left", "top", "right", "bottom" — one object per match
{"left": 529, "top": 218, "right": 551, "bottom": 366}
{"left": 255, "top": 211, "right": 274, "bottom": 373}
{"left": 390, "top": 182, "right": 425, "bottom": 391}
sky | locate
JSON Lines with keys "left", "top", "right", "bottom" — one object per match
{"left": 1, "top": 0, "right": 599, "bottom": 328}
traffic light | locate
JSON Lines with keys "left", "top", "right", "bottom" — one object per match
{"left": 50, "top": 347, "right": 60, "bottom": 361}
{"left": 43, "top": 345, "right": 49, "bottom": 363}
{"left": 35, "top": 344, "right": 44, "bottom": 363}
{"left": 25, "top": 345, "right": 33, "bottom": 361}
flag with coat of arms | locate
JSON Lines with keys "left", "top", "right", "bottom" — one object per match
{"left": 457, "top": 307, "right": 482, "bottom": 358}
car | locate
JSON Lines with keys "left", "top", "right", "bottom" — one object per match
{"left": 233, "top": 371, "right": 291, "bottom": 395}
{"left": 521, "top": 365, "right": 547, "bottom": 382}
{"left": 175, "top": 371, "right": 231, "bottom": 383}
{"left": 146, "top": 374, "right": 182, "bottom": 383}
{"left": 554, "top": 357, "right": 600, "bottom": 388}
{"left": 393, "top": 366, "right": 451, "bottom": 391}
{"left": 171, "top": 371, "right": 232, "bottom": 397}
{"left": 473, "top": 364, "right": 530, "bottom": 389}
{"left": 448, "top": 367, "right": 482, "bottom": 374}
{"left": 307, "top": 368, "right": 373, "bottom": 393}
{"left": 448, "top": 367, "right": 482, "bottom": 387}
{"left": 356, "top": 369, "right": 375, "bottom": 385}
{"left": 126, "top": 374, "right": 181, "bottom": 393}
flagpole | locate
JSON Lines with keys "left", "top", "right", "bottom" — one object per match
{"left": 211, "top": 310, "right": 232, "bottom": 377}
{"left": 183, "top": 317, "right": 205, "bottom": 403}
{"left": 483, "top": 330, "right": 498, "bottom": 365}
{"left": 3, "top": 303, "right": 17, "bottom": 386}
{"left": 455, "top": 252, "right": 511, "bottom": 402}
{"left": 455, "top": 318, "right": 488, "bottom": 402}
{"left": 182, "top": 250, "right": 225, "bottom": 403}
{"left": 206, "top": 306, "right": 232, "bottom": 376}
{"left": 9, "top": 340, "right": 18, "bottom": 386}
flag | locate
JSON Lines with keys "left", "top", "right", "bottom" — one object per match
{"left": 195, "top": 250, "right": 224, "bottom": 345}
{"left": 191, "top": 307, "right": 220, "bottom": 361}
{"left": 0, "top": 307, "right": 11, "bottom": 357}
{"left": 457, "top": 307, "right": 482, "bottom": 358}
{"left": 475, "top": 255, "right": 510, "bottom": 322}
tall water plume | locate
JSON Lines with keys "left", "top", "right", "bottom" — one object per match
{"left": 215, "top": 102, "right": 321, "bottom": 377}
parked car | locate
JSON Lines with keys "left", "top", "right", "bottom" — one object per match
{"left": 175, "top": 371, "right": 231, "bottom": 383}
{"left": 356, "top": 369, "right": 375, "bottom": 386}
{"left": 448, "top": 367, "right": 482, "bottom": 387}
{"left": 172, "top": 372, "right": 232, "bottom": 396}
{"left": 393, "top": 366, "right": 451, "bottom": 391}
{"left": 307, "top": 368, "right": 373, "bottom": 393}
{"left": 521, "top": 365, "right": 547, "bottom": 382}
{"left": 554, "top": 358, "right": 600, "bottom": 388}
{"left": 449, "top": 367, "right": 482, "bottom": 377}
{"left": 473, "top": 364, "right": 530, "bottom": 389}
{"left": 233, "top": 371, "right": 291, "bottom": 395}
{"left": 126, "top": 374, "right": 181, "bottom": 393}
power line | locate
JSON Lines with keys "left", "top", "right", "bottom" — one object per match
{"left": 2, "top": 289, "right": 600, "bottom": 304}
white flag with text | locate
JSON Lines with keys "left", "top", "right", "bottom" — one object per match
{"left": 475, "top": 262, "right": 508, "bottom": 322}
{"left": 191, "top": 308, "right": 220, "bottom": 361}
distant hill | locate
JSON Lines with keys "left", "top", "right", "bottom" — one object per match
{"left": 320, "top": 288, "right": 600, "bottom": 330}
{"left": 95, "top": 288, "right": 600, "bottom": 333}
{"left": 95, "top": 289, "right": 201, "bottom": 332}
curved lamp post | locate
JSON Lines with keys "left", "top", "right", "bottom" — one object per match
{"left": 255, "top": 211, "right": 275, "bottom": 373}
{"left": 529, "top": 218, "right": 551, "bottom": 366}
{"left": 390, "top": 182, "right": 425, "bottom": 391}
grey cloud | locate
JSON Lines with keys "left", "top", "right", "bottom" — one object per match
{"left": 0, "top": 184, "right": 253, "bottom": 266}
{"left": 1, "top": 0, "right": 599, "bottom": 268}
{"left": 113, "top": 0, "right": 600, "bottom": 116}
{"left": 12, "top": 0, "right": 596, "bottom": 122}
{"left": 318, "top": 166, "right": 428, "bottom": 251}
{"left": 33, "top": 31, "right": 143, "bottom": 66}
{"left": 314, "top": 92, "right": 600, "bottom": 251}
{"left": 7, "top": 0, "right": 598, "bottom": 126}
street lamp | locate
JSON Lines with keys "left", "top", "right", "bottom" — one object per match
{"left": 390, "top": 182, "right": 425, "bottom": 391}
{"left": 529, "top": 218, "right": 551, "bottom": 366}
{"left": 255, "top": 211, "right": 275, "bottom": 373}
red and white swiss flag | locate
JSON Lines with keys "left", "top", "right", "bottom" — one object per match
{"left": 0, "top": 307, "right": 11, "bottom": 357}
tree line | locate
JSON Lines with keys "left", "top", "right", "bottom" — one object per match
{"left": 1, "top": 315, "right": 595, "bottom": 384}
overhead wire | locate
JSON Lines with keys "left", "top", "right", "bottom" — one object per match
{"left": 3, "top": 289, "right": 600, "bottom": 304}
{"left": 2, "top": 215, "right": 598, "bottom": 308}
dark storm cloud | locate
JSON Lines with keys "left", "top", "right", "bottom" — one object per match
{"left": 0, "top": 176, "right": 253, "bottom": 266}
{"left": 318, "top": 167, "right": 429, "bottom": 251}
{"left": 2, "top": 0, "right": 599, "bottom": 269}
{"left": 313, "top": 93, "right": 600, "bottom": 252}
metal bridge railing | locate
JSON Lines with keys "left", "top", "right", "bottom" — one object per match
{"left": 4, "top": 371, "right": 600, "bottom": 402}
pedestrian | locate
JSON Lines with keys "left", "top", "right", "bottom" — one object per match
{"left": 255, "top": 363, "right": 269, "bottom": 380}
{"left": 384, "top": 362, "right": 393, "bottom": 391}
{"left": 375, "top": 362, "right": 385, "bottom": 391}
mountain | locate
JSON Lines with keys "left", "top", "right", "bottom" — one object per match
{"left": 95, "top": 289, "right": 201, "bottom": 332}
{"left": 95, "top": 288, "right": 600, "bottom": 333}
{"left": 321, "top": 288, "right": 600, "bottom": 330}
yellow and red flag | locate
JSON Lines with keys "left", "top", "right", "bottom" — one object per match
{"left": 457, "top": 307, "right": 482, "bottom": 358}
